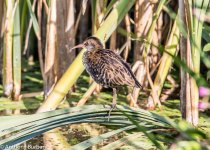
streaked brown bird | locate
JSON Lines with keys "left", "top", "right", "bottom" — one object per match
{"left": 71, "top": 36, "right": 142, "bottom": 117}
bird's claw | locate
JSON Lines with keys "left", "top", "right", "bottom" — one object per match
{"left": 107, "top": 103, "right": 116, "bottom": 121}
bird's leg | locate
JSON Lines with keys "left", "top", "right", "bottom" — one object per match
{"left": 108, "top": 88, "right": 117, "bottom": 120}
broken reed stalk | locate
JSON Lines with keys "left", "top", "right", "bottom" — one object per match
{"left": 142, "top": 0, "right": 167, "bottom": 109}
{"left": 148, "top": 17, "right": 179, "bottom": 108}
{"left": 3, "top": 0, "right": 14, "bottom": 97}
{"left": 179, "top": 0, "right": 209, "bottom": 126}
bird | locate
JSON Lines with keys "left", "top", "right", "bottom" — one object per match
{"left": 70, "top": 36, "right": 142, "bottom": 118}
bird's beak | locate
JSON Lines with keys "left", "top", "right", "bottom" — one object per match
{"left": 69, "top": 44, "right": 84, "bottom": 52}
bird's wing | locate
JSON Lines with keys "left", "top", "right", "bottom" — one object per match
{"left": 96, "top": 49, "right": 137, "bottom": 87}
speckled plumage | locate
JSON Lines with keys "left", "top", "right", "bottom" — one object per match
{"left": 81, "top": 37, "right": 141, "bottom": 88}
{"left": 83, "top": 48, "right": 141, "bottom": 88}
{"left": 71, "top": 36, "right": 142, "bottom": 118}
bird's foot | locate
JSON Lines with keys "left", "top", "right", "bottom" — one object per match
{"left": 107, "top": 103, "right": 116, "bottom": 121}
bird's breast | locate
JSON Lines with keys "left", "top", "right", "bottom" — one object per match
{"left": 82, "top": 51, "right": 100, "bottom": 67}
{"left": 82, "top": 51, "right": 108, "bottom": 86}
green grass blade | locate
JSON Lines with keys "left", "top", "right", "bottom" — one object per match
{"left": 26, "top": 0, "right": 40, "bottom": 40}
{"left": 101, "top": 133, "right": 144, "bottom": 150}
{"left": 70, "top": 125, "right": 136, "bottom": 150}
{"left": 123, "top": 112, "right": 166, "bottom": 150}
{"left": 101, "top": 131, "right": 159, "bottom": 150}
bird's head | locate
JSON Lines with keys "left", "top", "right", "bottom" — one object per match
{"left": 70, "top": 36, "right": 104, "bottom": 52}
